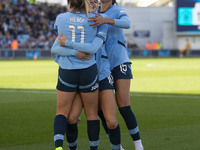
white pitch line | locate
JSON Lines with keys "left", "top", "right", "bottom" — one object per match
{"left": 0, "top": 89, "right": 56, "bottom": 94}
{"left": 131, "top": 93, "right": 200, "bottom": 99}
{"left": 0, "top": 89, "right": 199, "bottom": 99}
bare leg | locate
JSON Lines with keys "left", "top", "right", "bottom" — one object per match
{"left": 80, "top": 90, "right": 99, "bottom": 120}
{"left": 115, "top": 79, "right": 130, "bottom": 108}
{"left": 99, "top": 89, "right": 118, "bottom": 129}
{"left": 99, "top": 89, "right": 121, "bottom": 150}
{"left": 54, "top": 90, "right": 77, "bottom": 149}
{"left": 68, "top": 94, "right": 83, "bottom": 124}
{"left": 80, "top": 90, "right": 99, "bottom": 150}
{"left": 115, "top": 79, "right": 143, "bottom": 150}
{"left": 66, "top": 94, "right": 83, "bottom": 150}
{"left": 56, "top": 90, "right": 77, "bottom": 117}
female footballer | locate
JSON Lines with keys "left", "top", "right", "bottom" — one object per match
{"left": 88, "top": 0, "right": 144, "bottom": 149}
{"left": 52, "top": 0, "right": 107, "bottom": 150}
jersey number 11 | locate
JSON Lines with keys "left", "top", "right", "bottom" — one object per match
{"left": 69, "top": 25, "right": 85, "bottom": 43}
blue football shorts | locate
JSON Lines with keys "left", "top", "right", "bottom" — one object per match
{"left": 111, "top": 62, "right": 133, "bottom": 81}
{"left": 57, "top": 64, "right": 99, "bottom": 93}
{"left": 99, "top": 74, "right": 115, "bottom": 91}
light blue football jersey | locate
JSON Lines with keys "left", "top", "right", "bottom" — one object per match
{"left": 54, "top": 11, "right": 98, "bottom": 70}
{"left": 102, "top": 5, "right": 132, "bottom": 70}
{"left": 95, "top": 44, "right": 111, "bottom": 81}
{"left": 51, "top": 36, "right": 110, "bottom": 81}
{"left": 96, "top": 13, "right": 111, "bottom": 80}
{"left": 52, "top": 12, "right": 111, "bottom": 80}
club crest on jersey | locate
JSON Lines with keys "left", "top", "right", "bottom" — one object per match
{"left": 120, "top": 64, "right": 127, "bottom": 75}
{"left": 107, "top": 75, "right": 114, "bottom": 86}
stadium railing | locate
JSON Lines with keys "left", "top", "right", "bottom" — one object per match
{"left": 0, "top": 48, "right": 54, "bottom": 59}
{"left": 128, "top": 48, "right": 200, "bottom": 57}
{"left": 0, "top": 48, "right": 200, "bottom": 59}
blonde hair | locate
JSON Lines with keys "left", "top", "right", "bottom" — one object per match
{"left": 68, "top": 0, "right": 89, "bottom": 17}
{"left": 84, "top": 0, "right": 89, "bottom": 17}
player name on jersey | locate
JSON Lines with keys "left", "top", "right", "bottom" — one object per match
{"left": 70, "top": 17, "right": 86, "bottom": 23}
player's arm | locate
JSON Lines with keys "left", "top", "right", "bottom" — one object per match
{"left": 51, "top": 16, "right": 77, "bottom": 56}
{"left": 51, "top": 37, "right": 91, "bottom": 61}
{"left": 59, "top": 24, "right": 108, "bottom": 54}
{"left": 89, "top": 11, "right": 131, "bottom": 29}
{"left": 52, "top": 18, "right": 91, "bottom": 60}
{"left": 113, "top": 15, "right": 131, "bottom": 29}
{"left": 52, "top": 15, "right": 78, "bottom": 56}
{"left": 51, "top": 37, "right": 77, "bottom": 56}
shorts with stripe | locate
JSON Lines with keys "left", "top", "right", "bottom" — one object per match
{"left": 57, "top": 64, "right": 99, "bottom": 93}
{"left": 111, "top": 62, "right": 133, "bottom": 81}
{"left": 99, "top": 74, "right": 114, "bottom": 91}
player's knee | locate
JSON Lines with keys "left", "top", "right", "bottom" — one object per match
{"left": 68, "top": 115, "right": 78, "bottom": 124}
{"left": 56, "top": 111, "right": 68, "bottom": 118}
{"left": 106, "top": 119, "right": 118, "bottom": 129}
{"left": 85, "top": 113, "right": 99, "bottom": 120}
{"left": 117, "top": 98, "right": 130, "bottom": 108}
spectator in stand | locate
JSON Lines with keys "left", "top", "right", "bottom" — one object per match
{"left": 11, "top": 38, "right": 18, "bottom": 50}
{"left": 0, "top": 0, "right": 67, "bottom": 49}
{"left": 146, "top": 41, "right": 152, "bottom": 50}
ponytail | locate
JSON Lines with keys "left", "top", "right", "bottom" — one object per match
{"left": 84, "top": 0, "right": 89, "bottom": 17}
{"left": 67, "top": 0, "right": 89, "bottom": 17}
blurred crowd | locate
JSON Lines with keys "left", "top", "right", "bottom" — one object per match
{"left": 0, "top": 0, "right": 67, "bottom": 49}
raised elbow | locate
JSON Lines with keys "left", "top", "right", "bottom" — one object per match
{"left": 125, "top": 21, "right": 131, "bottom": 29}
{"left": 90, "top": 48, "right": 96, "bottom": 54}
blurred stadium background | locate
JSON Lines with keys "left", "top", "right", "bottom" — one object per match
{"left": 1, "top": 0, "right": 200, "bottom": 58}
{"left": 0, "top": 0, "right": 200, "bottom": 150}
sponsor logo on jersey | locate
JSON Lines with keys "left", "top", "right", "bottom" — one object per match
{"left": 91, "top": 83, "right": 99, "bottom": 91}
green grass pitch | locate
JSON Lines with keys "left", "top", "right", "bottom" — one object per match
{"left": 0, "top": 58, "right": 200, "bottom": 150}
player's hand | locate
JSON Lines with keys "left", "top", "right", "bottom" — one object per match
{"left": 76, "top": 51, "right": 91, "bottom": 61}
{"left": 58, "top": 33, "right": 68, "bottom": 46}
{"left": 89, "top": 14, "right": 106, "bottom": 28}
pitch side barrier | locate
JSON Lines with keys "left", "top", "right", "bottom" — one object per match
{"left": 0, "top": 48, "right": 54, "bottom": 59}
{"left": 128, "top": 49, "right": 200, "bottom": 58}
{"left": 0, "top": 48, "right": 200, "bottom": 59}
